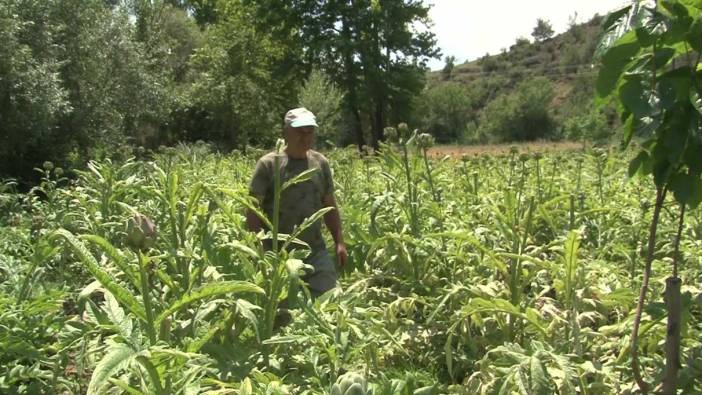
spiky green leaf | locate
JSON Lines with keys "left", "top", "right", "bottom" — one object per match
{"left": 155, "top": 281, "right": 263, "bottom": 327}
{"left": 52, "top": 229, "right": 146, "bottom": 322}
{"left": 87, "top": 343, "right": 137, "bottom": 395}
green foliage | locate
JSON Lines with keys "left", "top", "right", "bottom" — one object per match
{"left": 416, "top": 83, "right": 475, "bottom": 143}
{"left": 476, "top": 77, "right": 557, "bottom": 142}
{"left": 562, "top": 108, "right": 612, "bottom": 141}
{"left": 532, "top": 18, "right": 555, "bottom": 42}
{"left": 299, "top": 69, "right": 344, "bottom": 148}
{"left": 189, "top": 1, "right": 287, "bottom": 150}
{"left": 2, "top": 143, "right": 702, "bottom": 392}
{"left": 425, "top": 14, "right": 608, "bottom": 145}
{"left": 0, "top": 1, "right": 69, "bottom": 180}
{"left": 441, "top": 56, "right": 456, "bottom": 81}
{"left": 595, "top": 3, "right": 702, "bottom": 393}
{"left": 597, "top": 1, "right": 702, "bottom": 206}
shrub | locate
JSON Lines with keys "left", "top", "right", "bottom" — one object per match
{"left": 299, "top": 69, "right": 344, "bottom": 148}
{"left": 562, "top": 109, "right": 611, "bottom": 142}
{"left": 416, "top": 83, "right": 475, "bottom": 143}
{"left": 476, "top": 77, "right": 556, "bottom": 142}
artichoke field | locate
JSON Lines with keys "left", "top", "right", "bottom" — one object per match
{"left": 1, "top": 140, "right": 701, "bottom": 394}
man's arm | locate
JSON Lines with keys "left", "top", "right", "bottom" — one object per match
{"left": 245, "top": 195, "right": 264, "bottom": 233}
{"left": 322, "top": 193, "right": 347, "bottom": 267}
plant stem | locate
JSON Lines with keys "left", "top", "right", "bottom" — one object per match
{"left": 672, "top": 203, "right": 685, "bottom": 279}
{"left": 662, "top": 203, "right": 686, "bottom": 394}
{"left": 662, "top": 277, "right": 682, "bottom": 395}
{"left": 138, "top": 251, "right": 158, "bottom": 345}
{"left": 631, "top": 186, "right": 666, "bottom": 395}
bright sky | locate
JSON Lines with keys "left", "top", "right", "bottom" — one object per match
{"left": 425, "top": 0, "right": 628, "bottom": 70}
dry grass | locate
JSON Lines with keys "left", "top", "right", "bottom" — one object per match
{"left": 427, "top": 141, "right": 585, "bottom": 159}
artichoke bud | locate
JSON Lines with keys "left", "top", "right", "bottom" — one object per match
{"left": 519, "top": 153, "right": 530, "bottom": 163}
{"left": 397, "top": 122, "right": 410, "bottom": 139}
{"left": 416, "top": 133, "right": 435, "bottom": 149}
{"left": 126, "top": 214, "right": 157, "bottom": 251}
{"left": 383, "top": 126, "right": 398, "bottom": 143}
{"left": 533, "top": 152, "right": 543, "bottom": 160}
{"left": 43, "top": 161, "right": 54, "bottom": 171}
{"left": 331, "top": 372, "right": 369, "bottom": 395}
{"left": 509, "top": 146, "right": 519, "bottom": 155}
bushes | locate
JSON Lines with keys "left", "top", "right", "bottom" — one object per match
{"left": 416, "top": 83, "right": 475, "bottom": 143}
{"left": 475, "top": 77, "right": 557, "bottom": 142}
{"left": 562, "top": 109, "right": 611, "bottom": 142}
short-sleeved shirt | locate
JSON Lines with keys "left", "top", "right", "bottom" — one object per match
{"left": 249, "top": 150, "right": 334, "bottom": 253}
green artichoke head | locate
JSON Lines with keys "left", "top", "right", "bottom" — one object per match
{"left": 126, "top": 214, "right": 157, "bottom": 251}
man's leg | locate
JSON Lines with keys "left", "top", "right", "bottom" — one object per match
{"left": 303, "top": 249, "right": 338, "bottom": 298}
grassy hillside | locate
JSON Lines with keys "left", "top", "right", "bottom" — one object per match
{"left": 418, "top": 15, "right": 616, "bottom": 144}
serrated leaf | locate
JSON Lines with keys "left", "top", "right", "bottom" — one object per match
{"left": 80, "top": 234, "right": 139, "bottom": 289}
{"left": 235, "top": 299, "right": 262, "bottom": 341}
{"left": 596, "top": 37, "right": 641, "bottom": 97}
{"left": 87, "top": 343, "right": 137, "bottom": 395}
{"left": 281, "top": 167, "right": 319, "bottom": 192}
{"left": 104, "top": 291, "right": 133, "bottom": 340}
{"left": 653, "top": 156, "right": 673, "bottom": 187}
{"left": 109, "top": 378, "right": 145, "bottom": 395}
{"left": 155, "top": 280, "right": 263, "bottom": 328}
{"left": 530, "top": 355, "right": 551, "bottom": 395}
{"left": 653, "top": 47, "right": 676, "bottom": 68}
{"left": 282, "top": 206, "right": 334, "bottom": 251}
{"left": 52, "top": 229, "right": 146, "bottom": 322}
{"left": 685, "top": 141, "right": 702, "bottom": 174}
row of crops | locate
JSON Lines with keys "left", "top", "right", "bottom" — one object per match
{"left": 1, "top": 138, "right": 701, "bottom": 394}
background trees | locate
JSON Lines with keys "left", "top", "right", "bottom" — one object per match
{"left": 1, "top": 0, "right": 621, "bottom": 183}
{"left": 1, "top": 0, "right": 442, "bottom": 181}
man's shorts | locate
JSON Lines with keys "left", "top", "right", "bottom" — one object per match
{"left": 302, "top": 249, "right": 337, "bottom": 297}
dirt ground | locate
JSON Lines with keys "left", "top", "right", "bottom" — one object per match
{"left": 426, "top": 141, "right": 585, "bottom": 159}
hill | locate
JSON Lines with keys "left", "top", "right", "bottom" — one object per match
{"left": 417, "top": 15, "right": 616, "bottom": 144}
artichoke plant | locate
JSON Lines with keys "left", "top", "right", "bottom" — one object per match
{"left": 331, "top": 372, "right": 370, "bottom": 395}
{"left": 125, "top": 213, "right": 157, "bottom": 251}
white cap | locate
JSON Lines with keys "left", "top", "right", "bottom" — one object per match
{"left": 284, "top": 107, "right": 318, "bottom": 128}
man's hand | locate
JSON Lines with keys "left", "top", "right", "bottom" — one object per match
{"left": 335, "top": 243, "right": 348, "bottom": 268}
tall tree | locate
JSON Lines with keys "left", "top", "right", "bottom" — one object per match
{"left": 442, "top": 55, "right": 456, "bottom": 80}
{"left": 189, "top": 0, "right": 288, "bottom": 149}
{"left": 244, "top": 0, "right": 439, "bottom": 150}
{"left": 532, "top": 18, "right": 555, "bottom": 42}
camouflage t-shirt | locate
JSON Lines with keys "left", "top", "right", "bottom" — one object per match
{"left": 249, "top": 150, "right": 334, "bottom": 253}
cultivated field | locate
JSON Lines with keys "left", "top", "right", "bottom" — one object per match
{"left": 1, "top": 141, "right": 701, "bottom": 393}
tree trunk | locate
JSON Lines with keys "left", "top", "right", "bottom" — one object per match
{"left": 662, "top": 276, "right": 682, "bottom": 394}
{"left": 371, "top": 99, "right": 384, "bottom": 151}
{"left": 631, "top": 186, "right": 667, "bottom": 395}
{"left": 340, "top": 8, "right": 364, "bottom": 151}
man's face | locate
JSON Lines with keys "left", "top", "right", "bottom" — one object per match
{"left": 284, "top": 125, "right": 315, "bottom": 152}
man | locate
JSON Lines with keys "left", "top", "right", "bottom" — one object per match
{"left": 246, "top": 107, "right": 347, "bottom": 298}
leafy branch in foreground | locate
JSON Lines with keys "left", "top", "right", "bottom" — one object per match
{"left": 596, "top": 1, "right": 702, "bottom": 393}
